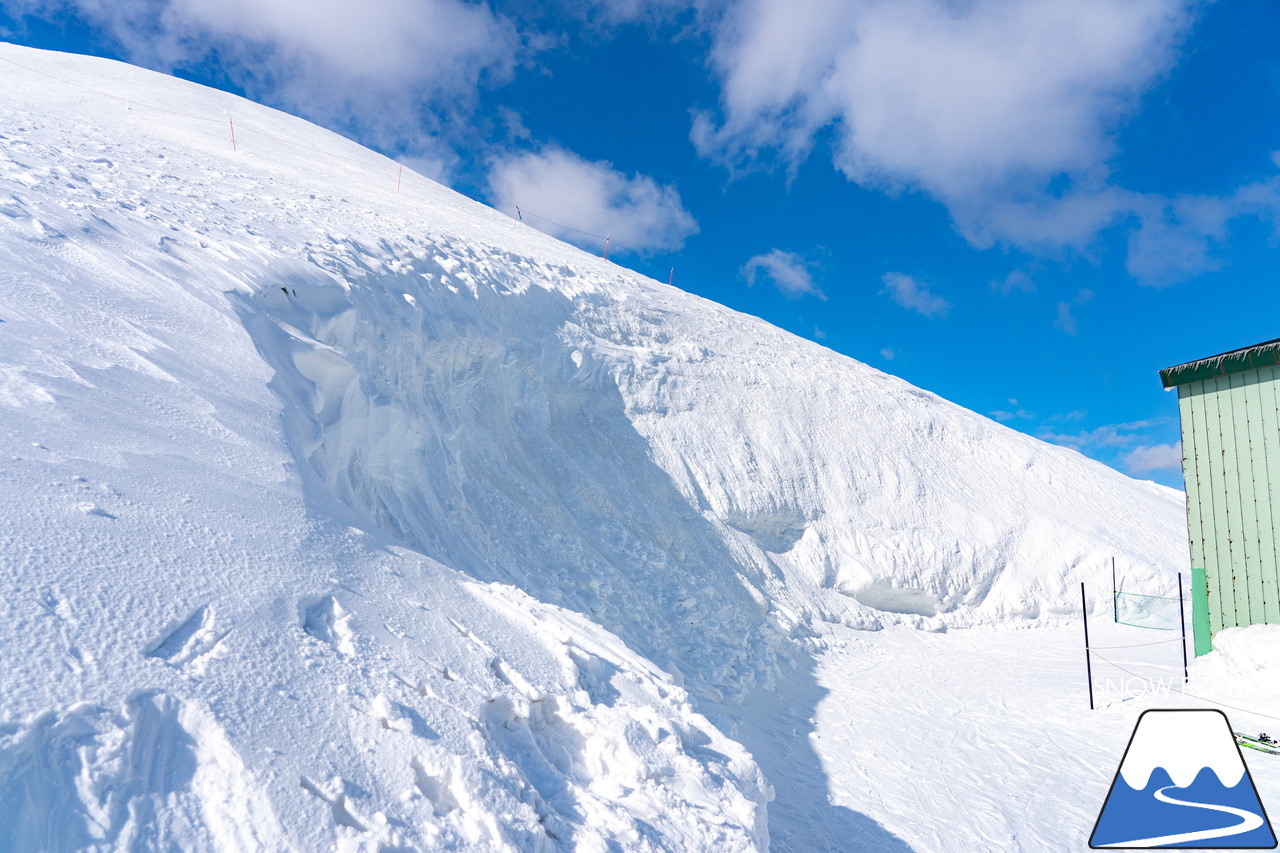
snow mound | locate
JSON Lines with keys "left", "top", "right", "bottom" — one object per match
{"left": 0, "top": 42, "right": 1186, "bottom": 849}
{"left": 0, "top": 692, "right": 288, "bottom": 851}
{"left": 1197, "top": 625, "right": 1280, "bottom": 683}
{"left": 1189, "top": 626, "right": 1280, "bottom": 735}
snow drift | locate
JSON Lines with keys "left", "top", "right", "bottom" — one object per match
{"left": 0, "top": 43, "right": 1187, "bottom": 850}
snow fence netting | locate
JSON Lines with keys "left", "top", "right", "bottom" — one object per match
{"left": 1114, "top": 591, "right": 1182, "bottom": 631}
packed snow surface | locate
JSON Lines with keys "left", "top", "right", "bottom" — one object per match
{"left": 6, "top": 43, "right": 1272, "bottom": 853}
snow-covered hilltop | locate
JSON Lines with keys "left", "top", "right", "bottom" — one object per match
{"left": 0, "top": 44, "right": 1187, "bottom": 851}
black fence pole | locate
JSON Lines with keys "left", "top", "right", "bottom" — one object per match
{"left": 1112, "top": 557, "right": 1118, "bottom": 623}
{"left": 1179, "top": 572, "right": 1189, "bottom": 684}
{"left": 1082, "top": 582, "right": 1095, "bottom": 710}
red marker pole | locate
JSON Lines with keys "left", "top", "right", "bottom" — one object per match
{"left": 604, "top": 234, "right": 610, "bottom": 260}
{"left": 229, "top": 117, "right": 237, "bottom": 152}
{"left": 669, "top": 268, "right": 674, "bottom": 286}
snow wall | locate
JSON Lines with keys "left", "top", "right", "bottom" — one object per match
{"left": 0, "top": 43, "right": 1188, "bottom": 851}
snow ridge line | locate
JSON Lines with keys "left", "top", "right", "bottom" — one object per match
{"left": 0, "top": 52, "right": 667, "bottom": 273}
{"left": 488, "top": 202, "right": 651, "bottom": 262}
{"left": 0, "top": 52, "right": 406, "bottom": 171}
{"left": 0, "top": 54, "right": 224, "bottom": 123}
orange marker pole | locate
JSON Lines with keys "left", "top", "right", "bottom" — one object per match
{"left": 229, "top": 117, "right": 237, "bottom": 152}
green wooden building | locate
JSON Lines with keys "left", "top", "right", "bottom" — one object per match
{"left": 1161, "top": 338, "right": 1280, "bottom": 656}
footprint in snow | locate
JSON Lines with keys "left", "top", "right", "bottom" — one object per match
{"left": 144, "top": 604, "right": 228, "bottom": 670}
{"left": 299, "top": 594, "right": 356, "bottom": 656}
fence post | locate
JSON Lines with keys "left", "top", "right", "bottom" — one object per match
{"left": 229, "top": 117, "right": 237, "bottom": 152}
{"left": 397, "top": 165, "right": 403, "bottom": 193}
{"left": 1112, "top": 557, "right": 1117, "bottom": 623}
{"left": 1178, "top": 572, "right": 1189, "bottom": 683}
{"left": 1082, "top": 582, "right": 1095, "bottom": 710}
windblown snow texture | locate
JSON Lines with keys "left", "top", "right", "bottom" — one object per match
{"left": 0, "top": 43, "right": 1188, "bottom": 851}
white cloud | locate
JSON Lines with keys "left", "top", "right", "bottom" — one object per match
{"left": 578, "top": 0, "right": 692, "bottom": 25}
{"left": 487, "top": 147, "right": 698, "bottom": 254}
{"left": 990, "top": 409, "right": 1033, "bottom": 422}
{"left": 1124, "top": 443, "right": 1183, "bottom": 474}
{"left": 880, "top": 347, "right": 896, "bottom": 361}
{"left": 741, "top": 249, "right": 825, "bottom": 299}
{"left": 7, "top": 0, "right": 520, "bottom": 162}
{"left": 880, "top": 272, "right": 949, "bottom": 318}
{"left": 396, "top": 154, "right": 450, "bottom": 184}
{"left": 544, "top": 3, "right": 1259, "bottom": 289}
{"left": 1038, "top": 418, "right": 1162, "bottom": 451}
{"left": 1125, "top": 174, "right": 1280, "bottom": 286}
{"left": 1054, "top": 302, "right": 1076, "bottom": 335}
{"left": 171, "top": 0, "right": 511, "bottom": 86}
{"left": 1037, "top": 418, "right": 1181, "bottom": 480}
{"left": 1054, "top": 288, "right": 1094, "bottom": 335}
{"left": 991, "top": 270, "right": 1036, "bottom": 295}
{"left": 694, "top": 0, "right": 1195, "bottom": 250}
{"left": 832, "top": 1, "right": 1185, "bottom": 196}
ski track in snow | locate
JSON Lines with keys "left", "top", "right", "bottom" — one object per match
{"left": 3, "top": 42, "right": 1269, "bottom": 852}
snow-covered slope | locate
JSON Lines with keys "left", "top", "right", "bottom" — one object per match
{"left": 0, "top": 43, "right": 1188, "bottom": 851}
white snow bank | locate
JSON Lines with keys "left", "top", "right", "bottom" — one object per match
{"left": 0, "top": 41, "right": 1188, "bottom": 850}
{"left": 1196, "top": 625, "right": 1280, "bottom": 686}
{"left": 0, "top": 692, "right": 289, "bottom": 851}
{"left": 0, "top": 43, "right": 768, "bottom": 850}
{"left": 1188, "top": 626, "right": 1280, "bottom": 739}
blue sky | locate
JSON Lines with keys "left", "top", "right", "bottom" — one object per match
{"left": 3, "top": 0, "right": 1280, "bottom": 489}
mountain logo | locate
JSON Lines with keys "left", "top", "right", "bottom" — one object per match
{"left": 1091, "top": 709, "right": 1277, "bottom": 848}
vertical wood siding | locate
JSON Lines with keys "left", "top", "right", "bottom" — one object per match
{"left": 1178, "top": 367, "right": 1280, "bottom": 637}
